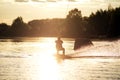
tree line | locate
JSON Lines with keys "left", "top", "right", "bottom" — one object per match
{"left": 0, "top": 6, "right": 120, "bottom": 38}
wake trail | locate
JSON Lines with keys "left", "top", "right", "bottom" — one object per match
{"left": 67, "top": 40, "right": 120, "bottom": 58}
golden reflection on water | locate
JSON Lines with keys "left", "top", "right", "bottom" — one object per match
{"left": 0, "top": 38, "right": 120, "bottom": 80}
{"left": 29, "top": 38, "right": 61, "bottom": 80}
{"left": 31, "top": 53, "right": 60, "bottom": 80}
{"left": 40, "top": 56, "right": 59, "bottom": 80}
{"left": 37, "top": 38, "right": 56, "bottom": 54}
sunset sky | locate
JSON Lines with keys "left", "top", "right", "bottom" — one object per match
{"left": 0, "top": 0, "right": 120, "bottom": 25}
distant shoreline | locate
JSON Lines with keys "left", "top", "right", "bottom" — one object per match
{"left": 0, "top": 36, "right": 119, "bottom": 41}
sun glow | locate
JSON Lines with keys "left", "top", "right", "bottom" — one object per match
{"left": 39, "top": 55, "right": 60, "bottom": 80}
{"left": 32, "top": 38, "right": 56, "bottom": 55}
{"left": 28, "top": 38, "right": 61, "bottom": 80}
{"left": 29, "top": 53, "right": 60, "bottom": 80}
{"left": 31, "top": 49, "right": 60, "bottom": 80}
{"left": 39, "top": 38, "right": 56, "bottom": 54}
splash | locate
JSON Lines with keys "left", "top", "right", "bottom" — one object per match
{"left": 69, "top": 39, "right": 120, "bottom": 58}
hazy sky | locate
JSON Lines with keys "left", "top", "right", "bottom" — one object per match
{"left": 0, "top": 0, "right": 120, "bottom": 24}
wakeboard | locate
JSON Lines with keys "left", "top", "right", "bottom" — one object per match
{"left": 54, "top": 54, "right": 72, "bottom": 59}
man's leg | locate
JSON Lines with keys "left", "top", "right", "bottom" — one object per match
{"left": 62, "top": 48, "right": 65, "bottom": 55}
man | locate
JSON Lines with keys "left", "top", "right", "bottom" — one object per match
{"left": 55, "top": 37, "right": 65, "bottom": 55}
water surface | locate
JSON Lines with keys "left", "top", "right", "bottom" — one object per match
{"left": 0, "top": 37, "right": 120, "bottom": 80}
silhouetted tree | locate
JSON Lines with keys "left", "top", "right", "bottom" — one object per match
{"left": 28, "top": 20, "right": 42, "bottom": 36}
{"left": 107, "top": 7, "right": 120, "bottom": 37}
{"left": 87, "top": 6, "right": 120, "bottom": 38}
{"left": 10, "top": 17, "right": 30, "bottom": 36}
{"left": 1, "top": 6, "right": 120, "bottom": 38}
{"left": 28, "top": 18, "right": 65, "bottom": 37}
{"left": 66, "top": 8, "right": 83, "bottom": 37}
{"left": 0, "top": 23, "right": 10, "bottom": 36}
{"left": 88, "top": 9, "right": 109, "bottom": 37}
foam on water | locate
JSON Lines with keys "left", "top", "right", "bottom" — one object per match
{"left": 71, "top": 39, "right": 120, "bottom": 57}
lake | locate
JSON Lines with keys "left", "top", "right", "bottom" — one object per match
{"left": 0, "top": 37, "right": 120, "bottom": 80}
